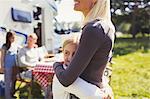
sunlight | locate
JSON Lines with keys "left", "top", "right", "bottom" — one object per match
{"left": 55, "top": 0, "right": 83, "bottom": 22}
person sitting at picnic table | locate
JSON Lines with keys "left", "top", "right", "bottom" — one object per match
{"left": 17, "top": 33, "right": 52, "bottom": 99}
{"left": 17, "top": 33, "right": 40, "bottom": 67}
{"left": 17, "top": 33, "right": 52, "bottom": 67}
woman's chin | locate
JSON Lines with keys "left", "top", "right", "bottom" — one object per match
{"left": 74, "top": 5, "right": 81, "bottom": 11}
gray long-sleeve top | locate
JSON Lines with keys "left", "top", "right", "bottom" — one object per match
{"left": 54, "top": 20, "right": 115, "bottom": 88}
{"left": 17, "top": 46, "right": 41, "bottom": 67}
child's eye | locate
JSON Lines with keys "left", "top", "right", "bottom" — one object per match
{"left": 65, "top": 51, "right": 69, "bottom": 55}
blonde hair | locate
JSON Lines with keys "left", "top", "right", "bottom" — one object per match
{"left": 62, "top": 39, "right": 79, "bottom": 51}
{"left": 83, "top": 0, "right": 115, "bottom": 33}
{"left": 84, "top": 0, "right": 110, "bottom": 23}
{"left": 28, "top": 33, "right": 38, "bottom": 40}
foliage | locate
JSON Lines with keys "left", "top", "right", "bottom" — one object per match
{"left": 111, "top": 0, "right": 150, "bottom": 38}
{"left": 15, "top": 81, "right": 44, "bottom": 99}
{"left": 113, "top": 36, "right": 150, "bottom": 56}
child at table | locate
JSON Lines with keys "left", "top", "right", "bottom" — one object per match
{"left": 52, "top": 38, "right": 114, "bottom": 99}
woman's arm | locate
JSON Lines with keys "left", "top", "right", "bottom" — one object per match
{"left": 54, "top": 24, "right": 105, "bottom": 87}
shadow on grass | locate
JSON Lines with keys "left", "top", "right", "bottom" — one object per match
{"left": 113, "top": 36, "right": 150, "bottom": 57}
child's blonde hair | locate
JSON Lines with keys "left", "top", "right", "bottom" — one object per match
{"left": 62, "top": 39, "right": 79, "bottom": 51}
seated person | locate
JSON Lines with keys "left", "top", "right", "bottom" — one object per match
{"left": 17, "top": 33, "right": 42, "bottom": 67}
{"left": 17, "top": 33, "right": 51, "bottom": 98}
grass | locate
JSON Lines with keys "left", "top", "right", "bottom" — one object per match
{"left": 113, "top": 36, "right": 150, "bottom": 56}
{"left": 111, "top": 36, "right": 150, "bottom": 99}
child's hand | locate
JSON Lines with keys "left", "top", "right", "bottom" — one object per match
{"left": 53, "top": 62, "right": 63, "bottom": 70}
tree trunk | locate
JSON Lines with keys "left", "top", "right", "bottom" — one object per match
{"left": 131, "top": 0, "right": 138, "bottom": 38}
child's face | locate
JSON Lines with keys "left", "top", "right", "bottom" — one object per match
{"left": 63, "top": 43, "right": 77, "bottom": 66}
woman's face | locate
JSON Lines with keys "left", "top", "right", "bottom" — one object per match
{"left": 63, "top": 43, "right": 77, "bottom": 66}
{"left": 9, "top": 35, "right": 15, "bottom": 43}
{"left": 74, "top": 0, "right": 97, "bottom": 15}
{"left": 27, "top": 35, "right": 37, "bottom": 46}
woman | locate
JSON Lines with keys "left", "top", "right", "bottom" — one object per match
{"left": 53, "top": 0, "right": 115, "bottom": 98}
{"left": 17, "top": 33, "right": 39, "bottom": 67}
{"left": 2, "top": 31, "right": 18, "bottom": 99}
{"left": 17, "top": 33, "right": 50, "bottom": 99}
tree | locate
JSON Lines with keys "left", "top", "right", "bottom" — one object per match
{"left": 111, "top": 0, "right": 150, "bottom": 38}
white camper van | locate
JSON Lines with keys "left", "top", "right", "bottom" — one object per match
{"left": 0, "top": 0, "right": 59, "bottom": 53}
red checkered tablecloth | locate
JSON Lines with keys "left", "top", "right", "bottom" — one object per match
{"left": 33, "top": 65, "right": 54, "bottom": 74}
{"left": 32, "top": 63, "right": 55, "bottom": 88}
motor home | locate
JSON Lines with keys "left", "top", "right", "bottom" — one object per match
{"left": 0, "top": 0, "right": 58, "bottom": 53}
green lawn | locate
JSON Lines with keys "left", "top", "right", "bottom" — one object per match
{"left": 111, "top": 36, "right": 150, "bottom": 99}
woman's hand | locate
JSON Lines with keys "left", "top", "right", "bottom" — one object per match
{"left": 102, "top": 92, "right": 113, "bottom": 99}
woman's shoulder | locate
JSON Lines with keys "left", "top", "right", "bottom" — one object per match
{"left": 83, "top": 19, "right": 103, "bottom": 32}
{"left": 82, "top": 19, "right": 115, "bottom": 41}
{"left": 84, "top": 19, "right": 101, "bottom": 27}
{"left": 82, "top": 19, "right": 105, "bottom": 36}
{"left": 18, "top": 45, "right": 28, "bottom": 53}
{"left": 84, "top": 19, "right": 115, "bottom": 34}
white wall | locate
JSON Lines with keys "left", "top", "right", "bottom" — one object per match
{"left": 31, "top": 0, "right": 56, "bottom": 52}
{"left": 0, "top": 0, "right": 56, "bottom": 52}
{"left": 0, "top": 0, "right": 33, "bottom": 34}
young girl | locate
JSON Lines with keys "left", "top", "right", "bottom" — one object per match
{"left": 53, "top": 41, "right": 113, "bottom": 99}
{"left": 53, "top": 39, "right": 79, "bottom": 99}
{"left": 2, "top": 31, "right": 19, "bottom": 98}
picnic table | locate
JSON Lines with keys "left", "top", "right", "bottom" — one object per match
{"left": 32, "top": 61, "right": 55, "bottom": 88}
